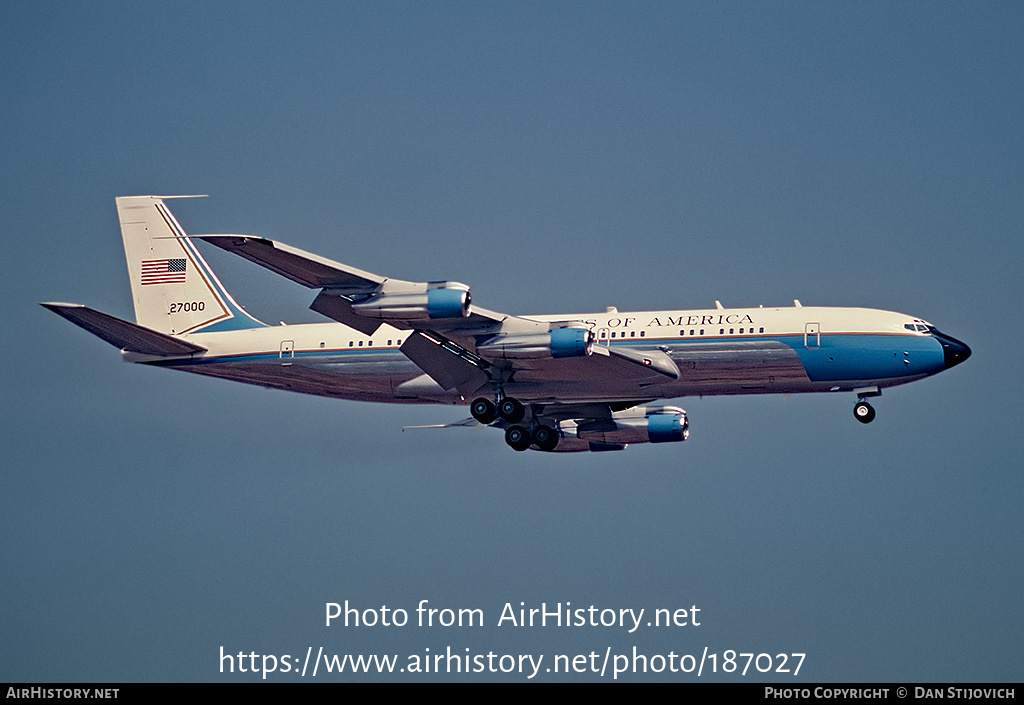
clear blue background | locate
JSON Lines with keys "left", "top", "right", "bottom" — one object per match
{"left": 2, "top": 1, "right": 1020, "bottom": 682}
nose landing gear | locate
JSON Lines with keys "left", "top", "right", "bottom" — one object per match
{"left": 852, "top": 387, "right": 880, "bottom": 424}
{"left": 853, "top": 400, "right": 876, "bottom": 424}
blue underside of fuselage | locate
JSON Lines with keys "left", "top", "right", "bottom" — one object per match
{"left": 793, "top": 333, "right": 944, "bottom": 380}
{"left": 610, "top": 332, "right": 946, "bottom": 382}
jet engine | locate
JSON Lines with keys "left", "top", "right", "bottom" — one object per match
{"left": 350, "top": 282, "right": 471, "bottom": 320}
{"left": 476, "top": 326, "right": 594, "bottom": 359}
{"left": 574, "top": 406, "right": 689, "bottom": 445}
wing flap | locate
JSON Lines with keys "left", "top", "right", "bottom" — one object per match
{"left": 309, "top": 290, "right": 383, "bottom": 335}
{"left": 512, "top": 347, "right": 679, "bottom": 383}
{"left": 605, "top": 347, "right": 680, "bottom": 379}
{"left": 400, "top": 331, "right": 490, "bottom": 396}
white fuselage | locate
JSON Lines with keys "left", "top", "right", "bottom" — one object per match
{"left": 131, "top": 304, "right": 951, "bottom": 406}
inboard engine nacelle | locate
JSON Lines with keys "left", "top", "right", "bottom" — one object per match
{"left": 351, "top": 281, "right": 471, "bottom": 320}
{"left": 476, "top": 326, "right": 595, "bottom": 359}
{"left": 575, "top": 406, "right": 689, "bottom": 444}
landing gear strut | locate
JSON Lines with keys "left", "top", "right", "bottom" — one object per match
{"left": 852, "top": 387, "right": 880, "bottom": 424}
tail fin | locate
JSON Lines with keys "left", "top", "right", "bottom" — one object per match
{"left": 116, "top": 196, "right": 264, "bottom": 334}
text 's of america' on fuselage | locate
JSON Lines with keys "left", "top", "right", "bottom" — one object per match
{"left": 42, "top": 196, "right": 971, "bottom": 453}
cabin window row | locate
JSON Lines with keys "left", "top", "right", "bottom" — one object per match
{"left": 679, "top": 328, "right": 766, "bottom": 336}
{"left": 346, "top": 339, "right": 403, "bottom": 347}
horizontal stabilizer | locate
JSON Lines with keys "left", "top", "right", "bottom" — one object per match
{"left": 41, "top": 303, "right": 207, "bottom": 356}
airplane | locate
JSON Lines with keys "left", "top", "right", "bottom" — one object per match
{"left": 42, "top": 195, "right": 972, "bottom": 453}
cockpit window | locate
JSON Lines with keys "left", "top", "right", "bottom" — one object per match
{"left": 916, "top": 324, "right": 929, "bottom": 332}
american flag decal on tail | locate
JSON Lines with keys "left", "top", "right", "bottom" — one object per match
{"left": 141, "top": 258, "right": 186, "bottom": 285}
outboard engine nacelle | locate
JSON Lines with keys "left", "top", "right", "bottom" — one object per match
{"left": 351, "top": 282, "right": 471, "bottom": 320}
{"left": 476, "top": 325, "right": 594, "bottom": 359}
{"left": 575, "top": 406, "right": 689, "bottom": 445}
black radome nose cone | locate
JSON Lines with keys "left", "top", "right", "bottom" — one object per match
{"left": 936, "top": 332, "right": 971, "bottom": 369}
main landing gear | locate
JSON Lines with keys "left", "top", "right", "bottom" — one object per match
{"left": 471, "top": 396, "right": 525, "bottom": 425}
{"left": 471, "top": 396, "right": 559, "bottom": 451}
{"left": 469, "top": 398, "right": 498, "bottom": 424}
{"left": 504, "top": 424, "right": 559, "bottom": 452}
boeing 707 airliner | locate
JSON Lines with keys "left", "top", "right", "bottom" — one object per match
{"left": 43, "top": 196, "right": 971, "bottom": 452}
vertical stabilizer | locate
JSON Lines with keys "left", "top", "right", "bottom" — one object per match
{"left": 116, "top": 196, "right": 263, "bottom": 334}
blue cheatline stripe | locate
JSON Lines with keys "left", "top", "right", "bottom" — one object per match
{"left": 154, "top": 346, "right": 406, "bottom": 366}
{"left": 194, "top": 316, "right": 264, "bottom": 332}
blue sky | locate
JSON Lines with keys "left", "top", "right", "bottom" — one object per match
{"left": 2, "top": 1, "right": 1021, "bottom": 682}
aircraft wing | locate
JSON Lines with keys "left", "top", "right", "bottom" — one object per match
{"left": 197, "top": 234, "right": 678, "bottom": 395}
{"left": 197, "top": 234, "right": 385, "bottom": 290}
{"left": 197, "top": 235, "right": 508, "bottom": 334}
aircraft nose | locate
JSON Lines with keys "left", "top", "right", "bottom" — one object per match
{"left": 933, "top": 330, "right": 972, "bottom": 369}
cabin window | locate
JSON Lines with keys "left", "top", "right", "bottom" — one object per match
{"left": 739, "top": 328, "right": 744, "bottom": 334}
{"left": 640, "top": 331, "right": 645, "bottom": 337}
{"left": 700, "top": 329, "right": 705, "bottom": 335}
{"left": 348, "top": 341, "right": 353, "bottom": 347}
{"left": 358, "top": 341, "right": 363, "bottom": 347}
{"left": 320, "top": 342, "right": 325, "bottom": 348}
{"left": 759, "top": 327, "right": 764, "bottom": 333}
